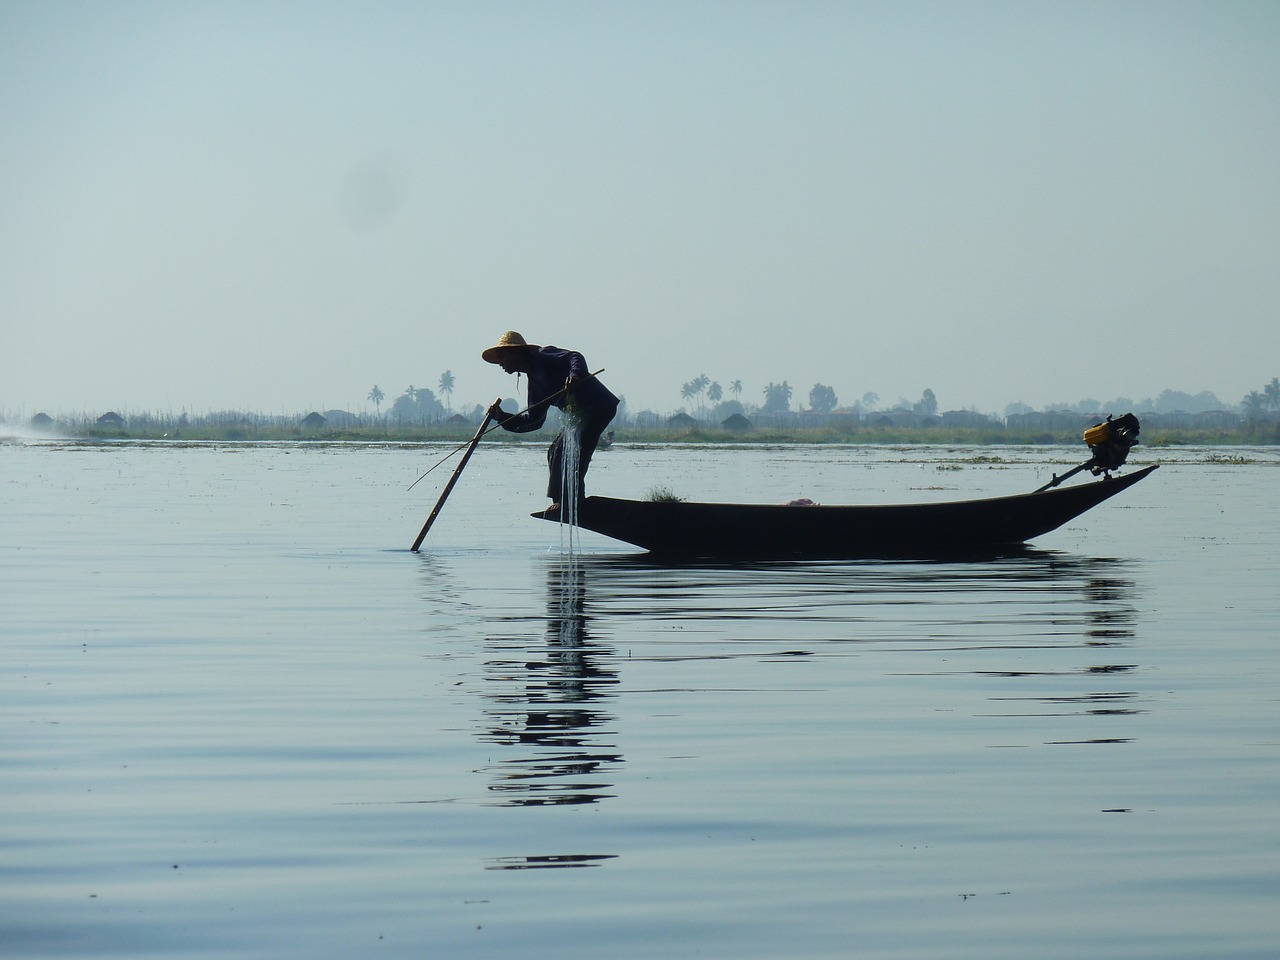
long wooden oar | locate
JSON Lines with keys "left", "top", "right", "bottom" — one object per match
{"left": 410, "top": 403, "right": 497, "bottom": 552}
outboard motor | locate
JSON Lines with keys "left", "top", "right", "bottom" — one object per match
{"left": 1082, "top": 412, "right": 1140, "bottom": 475}
{"left": 1037, "top": 413, "right": 1141, "bottom": 491}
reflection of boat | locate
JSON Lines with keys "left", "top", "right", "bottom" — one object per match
{"left": 536, "top": 464, "right": 1158, "bottom": 560}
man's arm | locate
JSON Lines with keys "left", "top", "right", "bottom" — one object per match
{"left": 487, "top": 399, "right": 548, "bottom": 434}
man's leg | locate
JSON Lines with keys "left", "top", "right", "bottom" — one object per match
{"left": 575, "top": 407, "right": 617, "bottom": 497}
{"left": 546, "top": 432, "right": 565, "bottom": 500}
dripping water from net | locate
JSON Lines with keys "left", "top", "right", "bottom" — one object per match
{"left": 554, "top": 420, "right": 583, "bottom": 674}
{"left": 557, "top": 412, "right": 583, "bottom": 560}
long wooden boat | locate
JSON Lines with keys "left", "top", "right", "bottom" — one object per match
{"left": 534, "top": 464, "right": 1158, "bottom": 560}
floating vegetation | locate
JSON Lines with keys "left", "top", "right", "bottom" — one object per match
{"left": 934, "top": 454, "right": 1011, "bottom": 470}
{"left": 645, "top": 485, "right": 686, "bottom": 502}
{"left": 1205, "top": 453, "right": 1256, "bottom": 464}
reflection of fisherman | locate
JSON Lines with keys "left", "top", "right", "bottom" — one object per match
{"left": 481, "top": 331, "right": 619, "bottom": 506}
{"left": 476, "top": 561, "right": 622, "bottom": 808}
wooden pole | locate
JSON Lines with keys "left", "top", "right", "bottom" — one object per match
{"left": 410, "top": 404, "right": 497, "bottom": 552}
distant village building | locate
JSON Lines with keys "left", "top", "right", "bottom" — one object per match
{"left": 941, "top": 410, "right": 995, "bottom": 429}
{"left": 825, "top": 413, "right": 861, "bottom": 431}
{"left": 96, "top": 411, "right": 124, "bottom": 427}
{"left": 1004, "top": 411, "right": 1095, "bottom": 434}
{"left": 667, "top": 412, "right": 698, "bottom": 429}
{"left": 751, "top": 411, "right": 804, "bottom": 430}
{"left": 1142, "top": 410, "right": 1241, "bottom": 431}
{"left": 322, "top": 409, "right": 359, "bottom": 427}
{"left": 300, "top": 411, "right": 327, "bottom": 430}
{"left": 1145, "top": 410, "right": 1197, "bottom": 429}
{"left": 1190, "top": 410, "right": 1242, "bottom": 430}
{"left": 721, "top": 413, "right": 752, "bottom": 432}
{"left": 867, "top": 410, "right": 919, "bottom": 429}
{"left": 30, "top": 412, "right": 54, "bottom": 429}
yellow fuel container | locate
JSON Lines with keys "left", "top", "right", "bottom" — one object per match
{"left": 1084, "top": 421, "right": 1111, "bottom": 446}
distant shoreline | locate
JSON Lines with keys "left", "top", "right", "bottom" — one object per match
{"left": 27, "top": 422, "right": 1280, "bottom": 447}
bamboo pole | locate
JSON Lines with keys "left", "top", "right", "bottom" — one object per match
{"left": 409, "top": 404, "right": 496, "bottom": 552}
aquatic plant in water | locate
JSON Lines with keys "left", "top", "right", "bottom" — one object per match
{"left": 645, "top": 485, "right": 685, "bottom": 502}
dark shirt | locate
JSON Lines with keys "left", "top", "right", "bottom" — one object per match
{"left": 500, "top": 346, "right": 618, "bottom": 433}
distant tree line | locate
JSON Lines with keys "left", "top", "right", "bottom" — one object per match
{"left": 366, "top": 370, "right": 458, "bottom": 425}
{"left": 664, "top": 376, "right": 1280, "bottom": 425}
{"left": 672, "top": 376, "right": 939, "bottom": 422}
{"left": 17, "top": 374, "right": 1278, "bottom": 442}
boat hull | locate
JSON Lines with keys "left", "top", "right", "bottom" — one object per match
{"left": 535, "top": 464, "right": 1159, "bottom": 560}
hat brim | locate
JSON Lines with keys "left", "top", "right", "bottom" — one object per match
{"left": 482, "top": 343, "right": 537, "bottom": 363}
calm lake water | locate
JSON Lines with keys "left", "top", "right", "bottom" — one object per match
{"left": 2, "top": 437, "right": 1278, "bottom": 959}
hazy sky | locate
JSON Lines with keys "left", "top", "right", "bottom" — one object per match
{"left": 3, "top": 1, "right": 1277, "bottom": 417}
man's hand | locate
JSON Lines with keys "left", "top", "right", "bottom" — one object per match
{"left": 486, "top": 400, "right": 506, "bottom": 423}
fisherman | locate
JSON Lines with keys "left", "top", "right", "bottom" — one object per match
{"left": 481, "top": 331, "right": 619, "bottom": 507}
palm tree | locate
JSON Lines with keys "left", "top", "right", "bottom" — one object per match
{"left": 730, "top": 380, "right": 742, "bottom": 402}
{"left": 1264, "top": 377, "right": 1280, "bottom": 414}
{"left": 690, "top": 374, "right": 710, "bottom": 418}
{"left": 438, "top": 370, "right": 455, "bottom": 413}
{"left": 762, "top": 381, "right": 792, "bottom": 414}
{"left": 367, "top": 385, "right": 384, "bottom": 418}
{"left": 708, "top": 382, "right": 723, "bottom": 407}
{"left": 1242, "top": 390, "right": 1267, "bottom": 424}
{"left": 680, "top": 380, "right": 697, "bottom": 410}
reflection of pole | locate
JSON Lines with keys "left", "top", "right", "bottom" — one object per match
{"left": 410, "top": 405, "right": 496, "bottom": 552}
